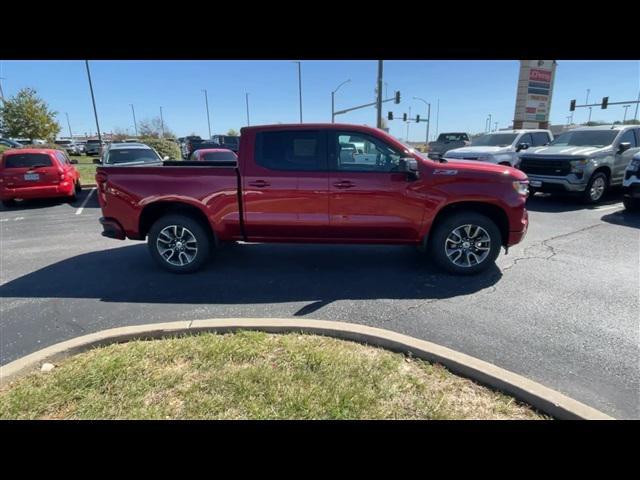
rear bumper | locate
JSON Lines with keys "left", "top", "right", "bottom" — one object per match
{"left": 99, "top": 217, "right": 126, "bottom": 240}
{"left": 1, "top": 182, "right": 74, "bottom": 200}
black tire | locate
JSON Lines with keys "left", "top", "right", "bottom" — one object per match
{"left": 582, "top": 171, "right": 608, "bottom": 205}
{"left": 2, "top": 199, "right": 16, "bottom": 208}
{"left": 429, "top": 211, "right": 502, "bottom": 275}
{"left": 528, "top": 187, "right": 537, "bottom": 198}
{"left": 148, "top": 214, "right": 211, "bottom": 273}
{"left": 75, "top": 180, "right": 82, "bottom": 195}
{"left": 623, "top": 197, "right": 640, "bottom": 211}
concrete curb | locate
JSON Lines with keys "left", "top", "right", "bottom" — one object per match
{"left": 0, "top": 318, "right": 614, "bottom": 420}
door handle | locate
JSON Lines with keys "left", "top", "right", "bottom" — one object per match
{"left": 333, "top": 181, "right": 355, "bottom": 188}
{"left": 249, "top": 180, "right": 270, "bottom": 188}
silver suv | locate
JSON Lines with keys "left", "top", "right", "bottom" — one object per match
{"left": 518, "top": 125, "right": 640, "bottom": 204}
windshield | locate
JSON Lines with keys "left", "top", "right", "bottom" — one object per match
{"left": 549, "top": 130, "right": 618, "bottom": 148}
{"left": 87, "top": 140, "right": 102, "bottom": 144}
{"left": 438, "top": 133, "right": 467, "bottom": 142}
{"left": 472, "top": 133, "right": 518, "bottom": 147}
{"left": 55, "top": 141, "right": 71, "bottom": 145}
{"left": 221, "top": 136, "right": 239, "bottom": 145}
{"left": 104, "top": 148, "right": 161, "bottom": 164}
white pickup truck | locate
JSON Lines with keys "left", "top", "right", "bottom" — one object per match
{"left": 444, "top": 129, "right": 553, "bottom": 167}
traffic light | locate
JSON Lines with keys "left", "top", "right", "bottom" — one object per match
{"left": 403, "top": 113, "right": 407, "bottom": 122}
{"left": 569, "top": 99, "right": 576, "bottom": 112}
{"left": 388, "top": 111, "right": 393, "bottom": 120}
{"left": 395, "top": 91, "right": 401, "bottom": 104}
{"left": 416, "top": 115, "right": 420, "bottom": 123}
{"left": 601, "top": 97, "right": 609, "bottom": 109}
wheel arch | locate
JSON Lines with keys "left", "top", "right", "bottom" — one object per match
{"left": 139, "top": 201, "right": 217, "bottom": 246}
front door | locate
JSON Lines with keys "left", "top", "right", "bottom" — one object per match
{"left": 242, "top": 129, "right": 329, "bottom": 240}
{"left": 327, "top": 131, "right": 426, "bottom": 241}
{"left": 614, "top": 129, "right": 640, "bottom": 184}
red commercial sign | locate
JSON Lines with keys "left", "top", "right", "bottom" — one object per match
{"left": 529, "top": 68, "right": 552, "bottom": 83}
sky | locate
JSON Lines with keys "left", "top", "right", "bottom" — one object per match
{"left": 1, "top": 60, "right": 638, "bottom": 141}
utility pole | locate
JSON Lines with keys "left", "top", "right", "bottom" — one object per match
{"left": 0, "top": 76, "right": 5, "bottom": 103}
{"left": 376, "top": 60, "right": 383, "bottom": 129}
{"left": 435, "top": 99, "right": 440, "bottom": 138}
{"left": 130, "top": 104, "right": 138, "bottom": 136}
{"left": 202, "top": 89, "right": 211, "bottom": 138}
{"left": 65, "top": 113, "right": 73, "bottom": 138}
{"left": 159, "top": 106, "right": 164, "bottom": 138}
{"left": 488, "top": 114, "right": 492, "bottom": 133}
{"left": 245, "top": 93, "right": 250, "bottom": 126}
{"left": 84, "top": 60, "right": 102, "bottom": 143}
{"left": 332, "top": 79, "right": 351, "bottom": 123}
{"left": 292, "top": 61, "right": 303, "bottom": 123}
{"left": 413, "top": 97, "right": 431, "bottom": 144}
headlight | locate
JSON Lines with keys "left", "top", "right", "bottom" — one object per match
{"left": 570, "top": 159, "right": 589, "bottom": 173}
{"left": 628, "top": 159, "right": 640, "bottom": 172}
{"left": 512, "top": 181, "right": 529, "bottom": 196}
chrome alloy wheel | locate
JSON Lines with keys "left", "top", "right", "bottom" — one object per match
{"left": 156, "top": 225, "right": 198, "bottom": 267}
{"left": 444, "top": 224, "right": 491, "bottom": 268}
{"left": 589, "top": 176, "right": 606, "bottom": 201}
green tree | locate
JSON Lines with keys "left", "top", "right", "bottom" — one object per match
{"left": 227, "top": 129, "right": 239, "bottom": 136}
{"left": 138, "top": 117, "right": 175, "bottom": 139}
{"left": 0, "top": 88, "right": 61, "bottom": 142}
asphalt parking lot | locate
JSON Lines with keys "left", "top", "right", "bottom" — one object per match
{"left": 0, "top": 187, "right": 638, "bottom": 418}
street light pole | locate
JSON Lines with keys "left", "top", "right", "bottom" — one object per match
{"left": 488, "top": 114, "right": 492, "bottom": 133}
{"left": 623, "top": 105, "right": 631, "bottom": 123}
{"left": 413, "top": 96, "right": 431, "bottom": 144}
{"left": 406, "top": 106, "right": 411, "bottom": 141}
{"left": 292, "top": 61, "right": 303, "bottom": 123}
{"left": 65, "top": 113, "right": 73, "bottom": 138}
{"left": 84, "top": 60, "right": 102, "bottom": 143}
{"left": 376, "top": 60, "right": 383, "bottom": 129}
{"left": 202, "top": 89, "right": 211, "bottom": 138}
{"left": 435, "top": 98, "right": 439, "bottom": 139}
{"left": 130, "top": 104, "right": 138, "bottom": 136}
{"left": 159, "top": 106, "right": 164, "bottom": 138}
{"left": 588, "top": 107, "right": 592, "bottom": 123}
{"left": 245, "top": 93, "right": 250, "bottom": 126}
{"left": 332, "top": 79, "right": 351, "bottom": 123}
{"left": 494, "top": 121, "right": 498, "bottom": 132}
{"left": 0, "top": 76, "right": 5, "bottom": 103}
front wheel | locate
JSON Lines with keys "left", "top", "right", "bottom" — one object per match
{"left": 582, "top": 172, "right": 608, "bottom": 204}
{"left": 148, "top": 214, "right": 210, "bottom": 273}
{"left": 429, "top": 212, "right": 502, "bottom": 275}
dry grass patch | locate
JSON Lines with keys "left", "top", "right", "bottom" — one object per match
{"left": 0, "top": 332, "right": 549, "bottom": 420}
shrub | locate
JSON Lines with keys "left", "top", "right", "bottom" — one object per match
{"left": 139, "top": 137, "right": 181, "bottom": 160}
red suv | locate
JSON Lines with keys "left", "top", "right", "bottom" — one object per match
{"left": 0, "top": 148, "right": 82, "bottom": 207}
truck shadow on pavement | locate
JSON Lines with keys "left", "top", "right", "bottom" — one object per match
{"left": 0, "top": 243, "right": 502, "bottom": 316}
{"left": 600, "top": 209, "right": 640, "bottom": 229}
{"left": 0, "top": 189, "right": 100, "bottom": 212}
{"left": 526, "top": 189, "right": 624, "bottom": 213}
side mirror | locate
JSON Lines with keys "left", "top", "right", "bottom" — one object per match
{"left": 400, "top": 157, "right": 419, "bottom": 179}
{"left": 516, "top": 143, "right": 530, "bottom": 152}
{"left": 70, "top": 159, "right": 78, "bottom": 164}
{"left": 93, "top": 158, "right": 102, "bottom": 164}
{"left": 618, "top": 142, "right": 631, "bottom": 153}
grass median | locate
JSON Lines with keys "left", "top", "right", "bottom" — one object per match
{"left": 70, "top": 155, "right": 98, "bottom": 186}
{"left": 0, "top": 331, "right": 548, "bottom": 420}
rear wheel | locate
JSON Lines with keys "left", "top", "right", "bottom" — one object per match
{"left": 429, "top": 211, "right": 502, "bottom": 275}
{"left": 148, "top": 214, "right": 211, "bottom": 273}
{"left": 75, "top": 180, "right": 82, "bottom": 194}
{"left": 582, "top": 172, "right": 608, "bottom": 204}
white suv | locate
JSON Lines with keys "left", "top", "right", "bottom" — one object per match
{"left": 444, "top": 129, "right": 553, "bottom": 167}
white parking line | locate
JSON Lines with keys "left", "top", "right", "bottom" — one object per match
{"left": 75, "top": 188, "right": 96, "bottom": 215}
{"left": 594, "top": 204, "right": 623, "bottom": 212}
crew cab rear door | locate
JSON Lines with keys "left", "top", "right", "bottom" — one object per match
{"left": 242, "top": 129, "right": 329, "bottom": 239}
{"left": 327, "top": 131, "right": 426, "bottom": 241}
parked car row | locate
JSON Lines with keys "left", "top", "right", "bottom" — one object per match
{"left": 178, "top": 134, "right": 240, "bottom": 159}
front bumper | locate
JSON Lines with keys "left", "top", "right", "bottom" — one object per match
{"left": 99, "top": 217, "right": 126, "bottom": 240}
{"left": 507, "top": 208, "right": 528, "bottom": 246}
{"left": 526, "top": 174, "right": 587, "bottom": 193}
{"left": 623, "top": 183, "right": 640, "bottom": 199}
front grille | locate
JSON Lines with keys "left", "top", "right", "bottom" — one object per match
{"left": 519, "top": 157, "right": 572, "bottom": 176}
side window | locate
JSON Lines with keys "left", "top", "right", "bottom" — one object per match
{"left": 255, "top": 130, "right": 326, "bottom": 171}
{"left": 519, "top": 133, "right": 533, "bottom": 146}
{"left": 531, "top": 132, "right": 550, "bottom": 146}
{"left": 333, "top": 132, "right": 403, "bottom": 172}
{"left": 618, "top": 129, "right": 637, "bottom": 148}
{"left": 55, "top": 151, "right": 67, "bottom": 165}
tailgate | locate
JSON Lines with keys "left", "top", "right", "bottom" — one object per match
{"left": 1, "top": 153, "right": 60, "bottom": 188}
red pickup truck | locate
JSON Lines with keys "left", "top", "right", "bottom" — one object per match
{"left": 96, "top": 124, "right": 529, "bottom": 275}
